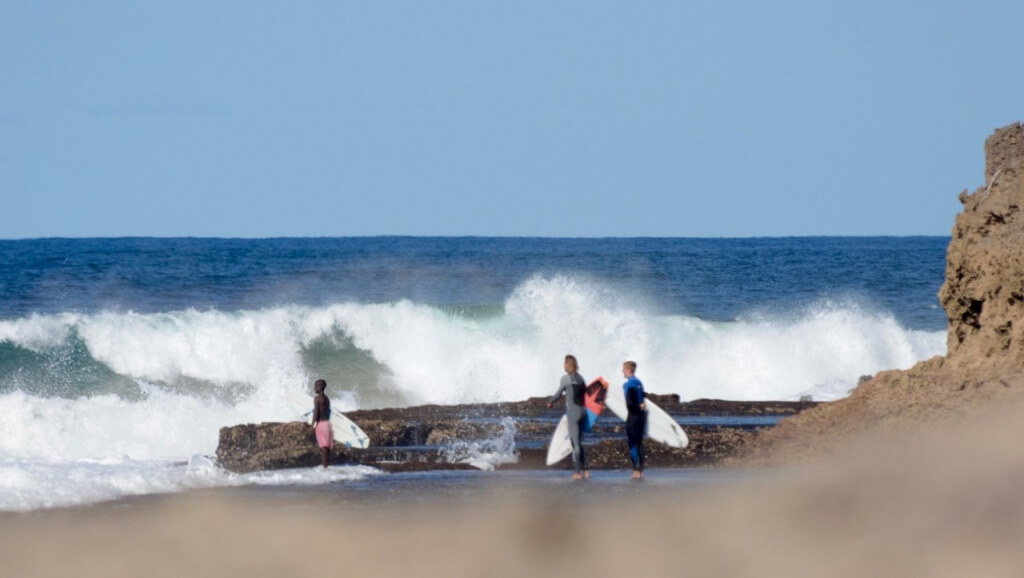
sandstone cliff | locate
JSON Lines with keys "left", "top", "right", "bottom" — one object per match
{"left": 940, "top": 123, "right": 1024, "bottom": 368}
{"left": 741, "top": 123, "right": 1024, "bottom": 464}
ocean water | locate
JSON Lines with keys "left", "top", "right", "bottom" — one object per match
{"left": 0, "top": 237, "right": 948, "bottom": 510}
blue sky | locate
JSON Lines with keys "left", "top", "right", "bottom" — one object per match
{"left": 1, "top": 1, "right": 1021, "bottom": 238}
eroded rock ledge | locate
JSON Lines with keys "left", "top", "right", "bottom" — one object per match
{"left": 215, "top": 396, "right": 817, "bottom": 473}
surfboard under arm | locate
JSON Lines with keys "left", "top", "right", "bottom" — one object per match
{"left": 605, "top": 387, "right": 688, "bottom": 449}
{"left": 286, "top": 390, "right": 371, "bottom": 449}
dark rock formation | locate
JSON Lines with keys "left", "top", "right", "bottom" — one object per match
{"left": 216, "top": 421, "right": 481, "bottom": 474}
{"left": 535, "top": 427, "right": 758, "bottom": 470}
{"left": 216, "top": 422, "right": 350, "bottom": 473}
{"left": 215, "top": 397, "right": 818, "bottom": 473}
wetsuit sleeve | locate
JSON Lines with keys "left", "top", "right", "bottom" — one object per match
{"left": 550, "top": 379, "right": 568, "bottom": 405}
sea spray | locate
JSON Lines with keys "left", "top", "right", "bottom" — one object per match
{"left": 0, "top": 278, "right": 945, "bottom": 448}
{"left": 0, "top": 281, "right": 944, "bottom": 410}
{"left": 439, "top": 417, "right": 519, "bottom": 471}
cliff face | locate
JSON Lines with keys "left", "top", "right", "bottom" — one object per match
{"left": 939, "top": 123, "right": 1024, "bottom": 368}
{"left": 739, "top": 123, "right": 1024, "bottom": 465}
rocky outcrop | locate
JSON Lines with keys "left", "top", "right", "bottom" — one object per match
{"left": 940, "top": 123, "right": 1024, "bottom": 368}
{"left": 216, "top": 422, "right": 353, "bottom": 473}
{"left": 214, "top": 397, "right": 817, "bottom": 473}
{"left": 738, "top": 122, "right": 1024, "bottom": 464}
{"left": 215, "top": 421, "right": 483, "bottom": 473}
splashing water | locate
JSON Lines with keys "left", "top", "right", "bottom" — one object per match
{"left": 440, "top": 417, "right": 519, "bottom": 471}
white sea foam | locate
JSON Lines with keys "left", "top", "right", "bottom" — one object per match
{"left": 0, "top": 275, "right": 946, "bottom": 509}
{"left": 0, "top": 455, "right": 380, "bottom": 512}
{"left": 337, "top": 275, "right": 945, "bottom": 405}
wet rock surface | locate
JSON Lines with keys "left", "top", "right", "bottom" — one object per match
{"left": 215, "top": 396, "right": 818, "bottom": 473}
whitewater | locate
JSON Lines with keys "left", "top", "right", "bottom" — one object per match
{"left": 0, "top": 237, "right": 949, "bottom": 510}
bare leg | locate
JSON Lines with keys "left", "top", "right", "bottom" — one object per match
{"left": 320, "top": 448, "right": 330, "bottom": 468}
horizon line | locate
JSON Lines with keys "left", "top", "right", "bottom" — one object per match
{"left": 0, "top": 233, "right": 953, "bottom": 242}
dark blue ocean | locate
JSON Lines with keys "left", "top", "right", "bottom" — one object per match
{"left": 0, "top": 236, "right": 949, "bottom": 510}
{"left": 1, "top": 236, "right": 946, "bottom": 327}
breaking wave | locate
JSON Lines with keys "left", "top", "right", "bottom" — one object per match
{"left": 0, "top": 275, "right": 944, "bottom": 469}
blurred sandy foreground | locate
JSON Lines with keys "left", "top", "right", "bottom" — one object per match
{"left": 3, "top": 406, "right": 1024, "bottom": 578}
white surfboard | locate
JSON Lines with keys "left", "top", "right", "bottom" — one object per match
{"left": 606, "top": 386, "right": 688, "bottom": 449}
{"left": 545, "top": 378, "right": 609, "bottom": 466}
{"left": 546, "top": 414, "right": 573, "bottom": 465}
{"left": 286, "top": 390, "right": 371, "bottom": 449}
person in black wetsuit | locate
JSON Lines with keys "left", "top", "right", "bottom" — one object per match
{"left": 622, "top": 360, "right": 647, "bottom": 479}
{"left": 547, "top": 354, "right": 590, "bottom": 479}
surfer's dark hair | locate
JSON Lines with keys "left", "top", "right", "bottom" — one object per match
{"left": 624, "top": 361, "right": 637, "bottom": 372}
{"left": 564, "top": 354, "right": 579, "bottom": 373}
{"left": 314, "top": 379, "right": 327, "bottom": 393}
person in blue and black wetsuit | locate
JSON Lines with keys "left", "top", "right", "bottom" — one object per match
{"left": 622, "top": 360, "right": 647, "bottom": 479}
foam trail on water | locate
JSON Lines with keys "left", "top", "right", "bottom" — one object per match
{"left": 0, "top": 456, "right": 380, "bottom": 512}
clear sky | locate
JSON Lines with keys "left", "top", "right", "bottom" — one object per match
{"left": 1, "top": 1, "right": 1021, "bottom": 238}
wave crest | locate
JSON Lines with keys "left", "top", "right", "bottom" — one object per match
{"left": 0, "top": 276, "right": 945, "bottom": 461}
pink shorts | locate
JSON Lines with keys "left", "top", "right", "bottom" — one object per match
{"left": 315, "top": 421, "right": 333, "bottom": 449}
